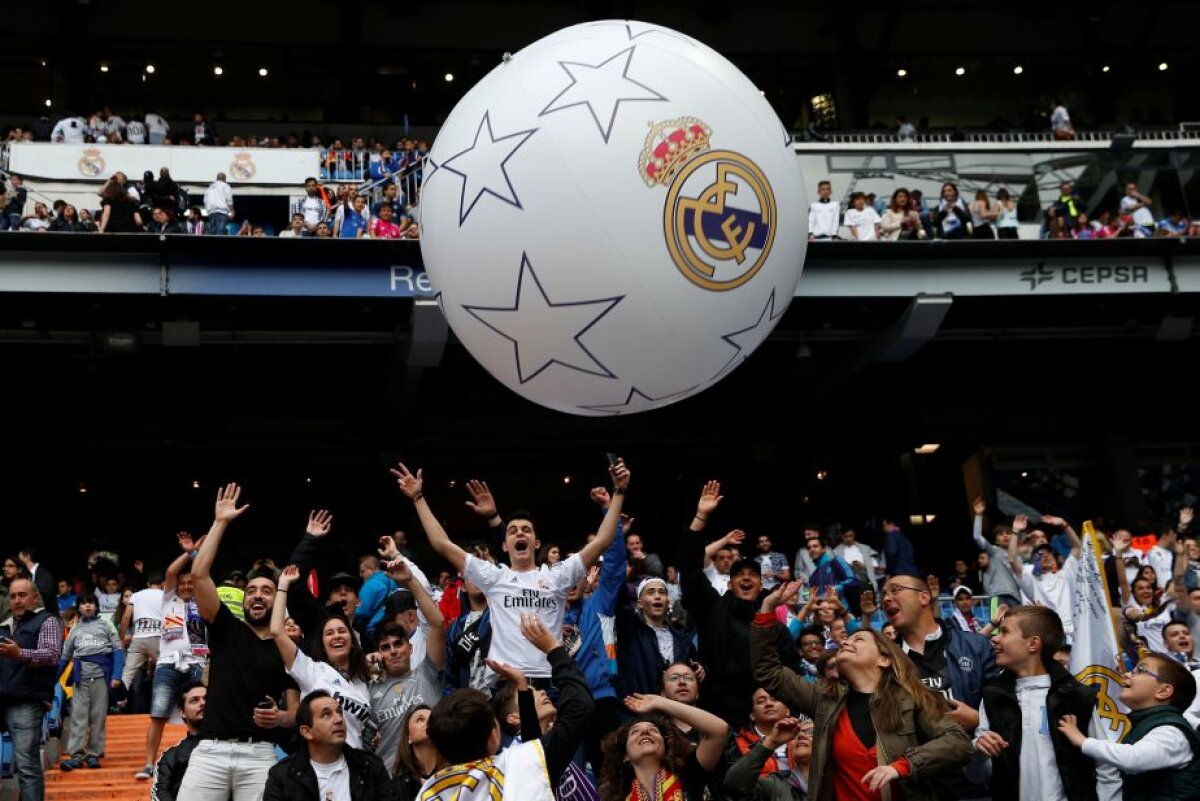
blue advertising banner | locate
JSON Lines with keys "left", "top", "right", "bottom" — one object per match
{"left": 167, "top": 262, "right": 434, "bottom": 298}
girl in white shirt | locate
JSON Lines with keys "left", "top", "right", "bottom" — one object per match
{"left": 272, "top": 565, "right": 374, "bottom": 749}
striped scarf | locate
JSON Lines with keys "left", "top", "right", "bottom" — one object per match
{"left": 626, "top": 769, "right": 683, "bottom": 801}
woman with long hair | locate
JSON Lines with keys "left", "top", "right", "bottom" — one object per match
{"left": 934, "top": 182, "right": 970, "bottom": 239}
{"left": 969, "top": 189, "right": 997, "bottom": 239}
{"left": 598, "top": 693, "right": 728, "bottom": 801}
{"left": 97, "top": 181, "right": 142, "bottom": 233}
{"left": 994, "top": 188, "right": 1019, "bottom": 239}
{"left": 751, "top": 581, "right": 973, "bottom": 800}
{"left": 271, "top": 564, "right": 374, "bottom": 748}
{"left": 390, "top": 704, "right": 442, "bottom": 800}
{"left": 880, "top": 188, "right": 923, "bottom": 241}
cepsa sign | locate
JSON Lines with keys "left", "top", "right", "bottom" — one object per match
{"left": 1019, "top": 261, "right": 1155, "bottom": 292}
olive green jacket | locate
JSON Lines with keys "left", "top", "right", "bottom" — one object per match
{"left": 750, "top": 622, "right": 974, "bottom": 801}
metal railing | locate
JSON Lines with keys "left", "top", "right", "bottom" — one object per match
{"left": 793, "top": 128, "right": 1200, "bottom": 145}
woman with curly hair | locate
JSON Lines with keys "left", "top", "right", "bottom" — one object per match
{"left": 598, "top": 693, "right": 728, "bottom": 801}
{"left": 270, "top": 564, "right": 374, "bottom": 748}
{"left": 751, "top": 581, "right": 974, "bottom": 801}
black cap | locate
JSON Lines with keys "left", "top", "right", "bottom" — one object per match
{"left": 326, "top": 572, "right": 361, "bottom": 594}
{"left": 730, "top": 557, "right": 761, "bottom": 576}
{"left": 384, "top": 590, "right": 417, "bottom": 616}
{"left": 226, "top": 569, "right": 246, "bottom": 581}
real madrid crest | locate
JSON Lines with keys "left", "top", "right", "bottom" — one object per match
{"left": 77, "top": 148, "right": 105, "bottom": 178}
{"left": 229, "top": 152, "right": 257, "bottom": 181}
{"left": 639, "top": 117, "right": 777, "bottom": 291}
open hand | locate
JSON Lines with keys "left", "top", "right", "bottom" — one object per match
{"left": 623, "top": 693, "right": 663, "bottom": 715}
{"left": 464, "top": 479, "right": 497, "bottom": 518}
{"left": 215, "top": 483, "right": 250, "bottom": 523}
{"left": 697, "top": 480, "right": 723, "bottom": 516}
{"left": 278, "top": 565, "right": 300, "bottom": 591}
{"left": 519, "top": 613, "right": 559, "bottom": 653}
{"left": 389, "top": 463, "right": 424, "bottom": 501}
{"left": 484, "top": 658, "right": 529, "bottom": 691}
{"left": 1181, "top": 507, "right": 1194, "bottom": 528}
{"left": 306, "top": 509, "right": 333, "bottom": 537}
{"left": 177, "top": 531, "right": 197, "bottom": 552}
{"left": 1012, "top": 514, "right": 1028, "bottom": 534}
{"left": 766, "top": 717, "right": 801, "bottom": 749}
{"left": 971, "top": 496, "right": 986, "bottom": 516}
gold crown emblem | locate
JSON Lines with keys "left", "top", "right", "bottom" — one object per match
{"left": 638, "top": 117, "right": 712, "bottom": 188}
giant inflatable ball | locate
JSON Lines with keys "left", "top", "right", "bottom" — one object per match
{"left": 420, "top": 20, "right": 807, "bottom": 415}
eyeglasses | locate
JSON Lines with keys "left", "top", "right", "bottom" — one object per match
{"left": 1133, "top": 664, "right": 1167, "bottom": 682}
{"left": 665, "top": 673, "right": 697, "bottom": 683}
{"left": 881, "top": 583, "right": 925, "bottom": 597}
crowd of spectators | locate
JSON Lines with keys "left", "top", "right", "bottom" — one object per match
{"left": 811, "top": 178, "right": 1196, "bottom": 242}
{"left": 4, "top": 458, "right": 1200, "bottom": 801}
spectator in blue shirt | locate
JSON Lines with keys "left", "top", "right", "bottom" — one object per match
{"left": 355, "top": 555, "right": 396, "bottom": 634}
{"left": 804, "top": 537, "right": 858, "bottom": 604}
{"left": 1159, "top": 211, "right": 1189, "bottom": 236}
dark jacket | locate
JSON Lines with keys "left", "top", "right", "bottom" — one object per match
{"left": 0, "top": 608, "right": 61, "bottom": 705}
{"left": 931, "top": 619, "right": 1000, "bottom": 708}
{"left": 680, "top": 526, "right": 795, "bottom": 727}
{"left": 1121, "top": 705, "right": 1200, "bottom": 801}
{"left": 444, "top": 604, "right": 492, "bottom": 693}
{"left": 263, "top": 744, "right": 395, "bottom": 801}
{"left": 981, "top": 663, "right": 1101, "bottom": 801}
{"left": 151, "top": 732, "right": 200, "bottom": 801}
{"left": 615, "top": 587, "right": 696, "bottom": 697}
{"left": 751, "top": 620, "right": 974, "bottom": 801}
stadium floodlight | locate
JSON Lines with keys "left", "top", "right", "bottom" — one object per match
{"left": 954, "top": 66, "right": 965, "bottom": 76}
{"left": 896, "top": 68, "right": 908, "bottom": 78}
{"left": 1013, "top": 65, "right": 1024, "bottom": 75}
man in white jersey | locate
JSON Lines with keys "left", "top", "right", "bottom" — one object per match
{"left": 418, "top": 614, "right": 593, "bottom": 801}
{"left": 390, "top": 457, "right": 630, "bottom": 683}
{"left": 1007, "top": 514, "right": 1081, "bottom": 640}
{"left": 120, "top": 571, "right": 164, "bottom": 692}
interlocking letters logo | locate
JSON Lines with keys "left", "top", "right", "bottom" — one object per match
{"left": 640, "top": 117, "right": 776, "bottom": 291}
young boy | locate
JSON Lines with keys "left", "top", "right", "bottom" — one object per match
{"left": 59, "top": 593, "right": 122, "bottom": 770}
{"left": 973, "top": 605, "right": 1120, "bottom": 800}
{"left": 1057, "top": 653, "right": 1200, "bottom": 799}
{"left": 843, "top": 191, "right": 881, "bottom": 241}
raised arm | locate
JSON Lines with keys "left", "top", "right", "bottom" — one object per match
{"left": 1112, "top": 530, "right": 1134, "bottom": 607}
{"left": 164, "top": 531, "right": 200, "bottom": 595}
{"left": 1041, "top": 516, "right": 1081, "bottom": 560}
{"left": 752, "top": 585, "right": 817, "bottom": 716}
{"left": 1007, "top": 515, "right": 1026, "bottom": 576}
{"left": 703, "top": 529, "right": 745, "bottom": 569}
{"left": 269, "top": 566, "right": 301, "bottom": 670}
{"left": 624, "top": 693, "right": 729, "bottom": 770}
{"left": 971, "top": 497, "right": 989, "bottom": 551}
{"left": 387, "top": 558, "right": 446, "bottom": 670}
{"left": 192, "top": 483, "right": 251, "bottom": 623}
{"left": 519, "top": 614, "right": 594, "bottom": 786}
{"left": 390, "top": 463, "right": 468, "bottom": 573}
{"left": 680, "top": 481, "right": 723, "bottom": 615}
{"left": 576, "top": 459, "right": 630, "bottom": 569}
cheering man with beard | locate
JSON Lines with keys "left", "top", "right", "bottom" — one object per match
{"left": 390, "top": 458, "right": 630, "bottom": 687}
{"left": 177, "top": 484, "right": 301, "bottom": 801}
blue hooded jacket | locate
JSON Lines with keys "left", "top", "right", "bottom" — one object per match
{"left": 561, "top": 520, "right": 626, "bottom": 701}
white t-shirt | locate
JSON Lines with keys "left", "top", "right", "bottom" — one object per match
{"left": 310, "top": 754, "right": 351, "bottom": 801}
{"left": 702, "top": 565, "right": 730, "bottom": 595}
{"left": 287, "top": 648, "right": 372, "bottom": 749}
{"left": 51, "top": 117, "right": 87, "bottom": 144}
{"left": 1131, "top": 602, "right": 1175, "bottom": 655}
{"left": 1120, "top": 195, "right": 1155, "bottom": 227}
{"left": 844, "top": 207, "right": 881, "bottom": 241}
{"left": 145, "top": 114, "right": 170, "bottom": 136}
{"left": 808, "top": 199, "right": 840, "bottom": 238}
{"left": 125, "top": 120, "right": 146, "bottom": 144}
{"left": 299, "top": 196, "right": 326, "bottom": 227}
{"left": 1016, "top": 555, "right": 1080, "bottom": 636}
{"left": 129, "top": 588, "right": 163, "bottom": 640}
{"left": 1050, "top": 105, "right": 1071, "bottom": 133}
{"left": 462, "top": 554, "right": 584, "bottom": 678}
{"left": 158, "top": 589, "right": 208, "bottom": 666}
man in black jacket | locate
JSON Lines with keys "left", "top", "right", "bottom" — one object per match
{"left": 263, "top": 690, "right": 393, "bottom": 801}
{"left": 151, "top": 682, "right": 206, "bottom": 801}
{"left": 680, "top": 480, "right": 794, "bottom": 727}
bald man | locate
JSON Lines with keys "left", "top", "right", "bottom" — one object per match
{"left": 0, "top": 577, "right": 65, "bottom": 801}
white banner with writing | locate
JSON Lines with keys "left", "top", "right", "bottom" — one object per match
{"left": 8, "top": 142, "right": 320, "bottom": 185}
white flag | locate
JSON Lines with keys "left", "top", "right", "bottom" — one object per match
{"left": 1069, "top": 521, "right": 1130, "bottom": 741}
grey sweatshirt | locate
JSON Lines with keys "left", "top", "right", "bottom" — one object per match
{"left": 62, "top": 616, "right": 121, "bottom": 680}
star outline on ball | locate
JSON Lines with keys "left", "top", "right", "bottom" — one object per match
{"left": 710, "top": 288, "right": 785, "bottom": 382}
{"left": 576, "top": 384, "right": 699, "bottom": 416}
{"left": 462, "top": 252, "right": 625, "bottom": 385}
{"left": 539, "top": 46, "right": 668, "bottom": 144}
{"left": 585, "top": 20, "right": 701, "bottom": 46}
{"left": 439, "top": 111, "right": 538, "bottom": 226}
